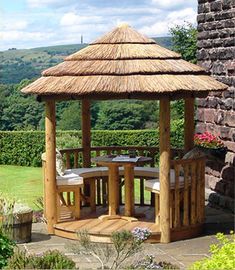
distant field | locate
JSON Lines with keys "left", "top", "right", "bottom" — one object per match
{"left": 0, "top": 165, "right": 43, "bottom": 209}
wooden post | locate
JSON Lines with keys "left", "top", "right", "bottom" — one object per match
{"left": 124, "top": 164, "right": 135, "bottom": 216}
{"left": 45, "top": 100, "right": 57, "bottom": 234}
{"left": 184, "top": 98, "right": 195, "bottom": 152}
{"left": 82, "top": 100, "right": 91, "bottom": 167}
{"left": 159, "top": 97, "right": 171, "bottom": 243}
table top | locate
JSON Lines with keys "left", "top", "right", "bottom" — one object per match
{"left": 91, "top": 155, "right": 152, "bottom": 166}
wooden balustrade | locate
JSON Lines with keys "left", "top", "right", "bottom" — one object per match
{"left": 171, "top": 157, "right": 205, "bottom": 229}
{"left": 59, "top": 146, "right": 184, "bottom": 207}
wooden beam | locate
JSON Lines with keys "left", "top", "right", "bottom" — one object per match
{"left": 82, "top": 100, "right": 91, "bottom": 167}
{"left": 184, "top": 98, "right": 195, "bottom": 152}
{"left": 45, "top": 100, "right": 57, "bottom": 234}
{"left": 159, "top": 97, "right": 171, "bottom": 243}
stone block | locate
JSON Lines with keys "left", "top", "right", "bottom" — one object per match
{"left": 198, "top": 2, "right": 210, "bottom": 13}
{"left": 207, "top": 174, "right": 220, "bottom": 190}
{"left": 219, "top": 126, "right": 231, "bottom": 139}
{"left": 219, "top": 98, "right": 233, "bottom": 110}
{"left": 197, "top": 49, "right": 209, "bottom": 60}
{"left": 222, "top": 0, "right": 233, "bottom": 10}
{"left": 197, "top": 14, "right": 206, "bottom": 24}
{"left": 224, "top": 111, "right": 235, "bottom": 127}
{"left": 196, "top": 122, "right": 207, "bottom": 133}
{"left": 210, "top": 1, "right": 222, "bottom": 12}
{"left": 212, "top": 61, "right": 226, "bottom": 75}
{"left": 208, "top": 97, "right": 219, "bottom": 108}
{"left": 224, "top": 140, "right": 235, "bottom": 152}
{"left": 225, "top": 182, "right": 235, "bottom": 197}
{"left": 196, "top": 108, "right": 205, "bottom": 121}
{"left": 225, "top": 151, "right": 235, "bottom": 166}
{"left": 205, "top": 13, "right": 215, "bottom": 22}
{"left": 204, "top": 108, "right": 216, "bottom": 122}
{"left": 206, "top": 122, "right": 217, "bottom": 133}
{"left": 224, "top": 18, "right": 235, "bottom": 28}
{"left": 223, "top": 88, "right": 235, "bottom": 99}
{"left": 230, "top": 128, "right": 235, "bottom": 141}
{"left": 197, "top": 97, "right": 208, "bottom": 107}
{"left": 223, "top": 37, "right": 235, "bottom": 47}
{"left": 214, "top": 110, "right": 225, "bottom": 124}
{"left": 221, "top": 165, "right": 235, "bottom": 182}
{"left": 215, "top": 180, "right": 226, "bottom": 194}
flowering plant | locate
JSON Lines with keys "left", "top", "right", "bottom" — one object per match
{"left": 132, "top": 227, "right": 151, "bottom": 243}
{"left": 194, "top": 132, "right": 224, "bottom": 149}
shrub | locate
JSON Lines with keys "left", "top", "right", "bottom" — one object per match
{"left": 0, "top": 231, "right": 15, "bottom": 269}
{"left": 189, "top": 232, "right": 235, "bottom": 270}
{"left": 5, "top": 249, "right": 76, "bottom": 269}
{"left": 0, "top": 121, "right": 184, "bottom": 167}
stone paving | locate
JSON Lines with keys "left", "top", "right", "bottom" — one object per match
{"left": 19, "top": 205, "right": 234, "bottom": 269}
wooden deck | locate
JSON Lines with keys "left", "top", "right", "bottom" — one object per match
{"left": 54, "top": 205, "right": 161, "bottom": 243}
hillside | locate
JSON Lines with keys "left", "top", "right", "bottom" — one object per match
{"left": 0, "top": 37, "right": 172, "bottom": 85}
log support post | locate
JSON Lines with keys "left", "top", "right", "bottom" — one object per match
{"left": 184, "top": 98, "right": 195, "bottom": 152}
{"left": 159, "top": 97, "right": 171, "bottom": 243}
{"left": 45, "top": 100, "right": 57, "bottom": 234}
{"left": 82, "top": 100, "right": 91, "bottom": 167}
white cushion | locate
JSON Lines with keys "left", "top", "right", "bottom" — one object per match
{"left": 56, "top": 175, "right": 83, "bottom": 186}
{"left": 118, "top": 166, "right": 159, "bottom": 178}
{"left": 145, "top": 170, "right": 185, "bottom": 191}
{"left": 64, "top": 167, "right": 108, "bottom": 179}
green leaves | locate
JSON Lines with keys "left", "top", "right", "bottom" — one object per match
{"left": 170, "top": 23, "right": 197, "bottom": 63}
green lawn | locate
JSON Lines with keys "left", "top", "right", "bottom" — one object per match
{"left": 0, "top": 165, "right": 150, "bottom": 209}
{"left": 0, "top": 165, "right": 43, "bottom": 209}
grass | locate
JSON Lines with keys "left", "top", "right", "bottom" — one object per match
{"left": 0, "top": 165, "right": 151, "bottom": 210}
{"left": 0, "top": 165, "right": 43, "bottom": 209}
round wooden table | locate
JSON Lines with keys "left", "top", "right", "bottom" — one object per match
{"left": 91, "top": 155, "right": 152, "bottom": 221}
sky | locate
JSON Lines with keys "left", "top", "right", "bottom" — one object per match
{"left": 0, "top": 0, "right": 197, "bottom": 51}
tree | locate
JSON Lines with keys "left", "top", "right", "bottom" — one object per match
{"left": 95, "top": 101, "right": 148, "bottom": 130}
{"left": 169, "top": 23, "right": 197, "bottom": 63}
{"left": 57, "top": 102, "right": 81, "bottom": 130}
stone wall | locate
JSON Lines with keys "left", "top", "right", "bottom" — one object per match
{"left": 196, "top": 0, "right": 235, "bottom": 208}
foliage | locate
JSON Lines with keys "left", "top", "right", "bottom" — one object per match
{"left": 0, "top": 231, "right": 15, "bottom": 269}
{"left": 194, "top": 132, "right": 224, "bottom": 149}
{"left": 190, "top": 232, "right": 235, "bottom": 270}
{"left": 129, "top": 255, "right": 179, "bottom": 269}
{"left": 5, "top": 249, "right": 76, "bottom": 269}
{"left": 0, "top": 119, "right": 184, "bottom": 167}
{"left": 71, "top": 228, "right": 151, "bottom": 269}
{"left": 169, "top": 23, "right": 197, "bottom": 64}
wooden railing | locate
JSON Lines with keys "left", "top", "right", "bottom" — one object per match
{"left": 171, "top": 157, "right": 205, "bottom": 229}
{"left": 59, "top": 146, "right": 184, "bottom": 206}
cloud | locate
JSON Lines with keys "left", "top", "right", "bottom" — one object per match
{"left": 60, "top": 12, "right": 102, "bottom": 26}
{"left": 27, "top": 0, "right": 77, "bottom": 8}
{"left": 139, "top": 8, "right": 197, "bottom": 37}
{"left": 2, "top": 20, "right": 28, "bottom": 31}
{"left": 151, "top": 0, "right": 195, "bottom": 10}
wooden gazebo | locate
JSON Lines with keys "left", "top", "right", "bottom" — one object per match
{"left": 21, "top": 25, "right": 227, "bottom": 243}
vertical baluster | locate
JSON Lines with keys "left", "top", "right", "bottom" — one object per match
{"left": 74, "top": 152, "right": 78, "bottom": 168}
{"left": 66, "top": 152, "right": 71, "bottom": 169}
{"left": 102, "top": 177, "right": 107, "bottom": 206}
{"left": 97, "top": 178, "right": 101, "bottom": 205}
{"left": 200, "top": 159, "right": 205, "bottom": 223}
{"left": 190, "top": 162, "right": 197, "bottom": 225}
{"left": 96, "top": 150, "right": 100, "bottom": 157}
{"left": 140, "top": 178, "right": 145, "bottom": 206}
{"left": 196, "top": 161, "right": 201, "bottom": 223}
{"left": 174, "top": 164, "right": 180, "bottom": 228}
{"left": 183, "top": 164, "right": 189, "bottom": 226}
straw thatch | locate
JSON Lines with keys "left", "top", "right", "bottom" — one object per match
{"left": 21, "top": 25, "right": 227, "bottom": 100}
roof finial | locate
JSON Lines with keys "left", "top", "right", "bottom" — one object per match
{"left": 117, "top": 22, "right": 129, "bottom": 28}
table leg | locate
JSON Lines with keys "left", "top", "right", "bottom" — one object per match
{"left": 108, "top": 165, "right": 119, "bottom": 216}
{"left": 124, "top": 164, "right": 135, "bottom": 216}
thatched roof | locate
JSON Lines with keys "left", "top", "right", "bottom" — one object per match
{"left": 21, "top": 25, "right": 227, "bottom": 100}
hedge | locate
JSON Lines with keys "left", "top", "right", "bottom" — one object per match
{"left": 0, "top": 119, "right": 184, "bottom": 167}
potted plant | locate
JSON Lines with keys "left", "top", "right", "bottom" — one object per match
{"left": 0, "top": 195, "right": 33, "bottom": 243}
{"left": 194, "top": 132, "right": 227, "bottom": 158}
